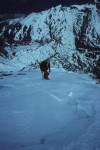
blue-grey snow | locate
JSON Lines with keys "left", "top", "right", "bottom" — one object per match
{"left": 0, "top": 2, "right": 100, "bottom": 150}
{"left": 0, "top": 69, "right": 100, "bottom": 150}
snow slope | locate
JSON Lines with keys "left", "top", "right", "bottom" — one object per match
{"left": 0, "top": 69, "right": 100, "bottom": 150}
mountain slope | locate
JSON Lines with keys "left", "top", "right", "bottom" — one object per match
{"left": 0, "top": 69, "right": 100, "bottom": 150}
{"left": 0, "top": 4, "right": 100, "bottom": 79}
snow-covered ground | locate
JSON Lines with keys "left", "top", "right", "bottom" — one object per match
{"left": 0, "top": 69, "right": 100, "bottom": 150}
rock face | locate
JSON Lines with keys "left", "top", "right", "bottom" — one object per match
{"left": 0, "top": 4, "right": 100, "bottom": 79}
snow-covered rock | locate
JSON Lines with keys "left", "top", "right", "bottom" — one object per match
{"left": 0, "top": 4, "right": 100, "bottom": 79}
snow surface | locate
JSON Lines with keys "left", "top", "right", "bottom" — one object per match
{"left": 0, "top": 69, "right": 100, "bottom": 150}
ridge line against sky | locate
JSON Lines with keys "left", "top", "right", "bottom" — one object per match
{"left": 0, "top": 0, "right": 94, "bottom": 14}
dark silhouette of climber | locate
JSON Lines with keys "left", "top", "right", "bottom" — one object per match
{"left": 40, "top": 59, "right": 50, "bottom": 80}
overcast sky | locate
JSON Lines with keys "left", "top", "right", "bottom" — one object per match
{"left": 0, "top": 0, "right": 94, "bottom": 14}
